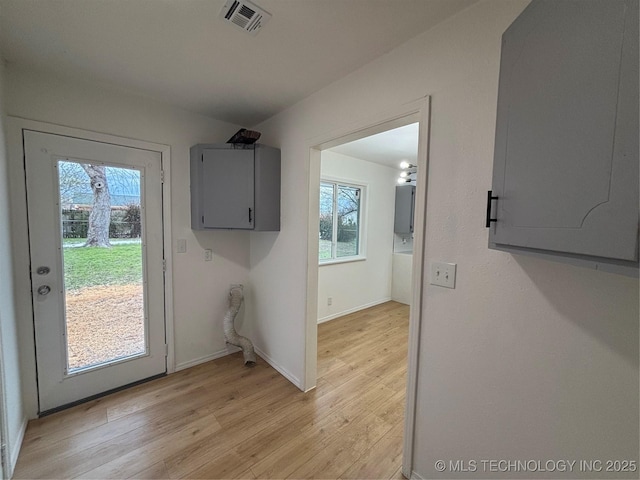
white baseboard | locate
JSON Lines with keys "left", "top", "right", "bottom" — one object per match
{"left": 175, "top": 346, "right": 302, "bottom": 392}
{"left": 8, "top": 416, "right": 27, "bottom": 477}
{"left": 254, "top": 347, "right": 302, "bottom": 391}
{"left": 317, "top": 297, "right": 391, "bottom": 324}
{"left": 174, "top": 345, "right": 241, "bottom": 372}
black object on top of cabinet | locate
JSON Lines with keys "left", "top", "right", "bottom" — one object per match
{"left": 394, "top": 185, "right": 415, "bottom": 234}
{"left": 488, "top": 0, "right": 638, "bottom": 276}
{"left": 227, "top": 128, "right": 261, "bottom": 144}
{"left": 190, "top": 143, "right": 280, "bottom": 231}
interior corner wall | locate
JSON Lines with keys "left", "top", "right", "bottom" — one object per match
{"left": 250, "top": 0, "right": 639, "bottom": 477}
{"left": 5, "top": 65, "right": 253, "bottom": 416}
{"left": 317, "top": 151, "right": 396, "bottom": 322}
{"left": 0, "top": 61, "right": 26, "bottom": 474}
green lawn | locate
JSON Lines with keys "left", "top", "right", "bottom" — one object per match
{"left": 319, "top": 239, "right": 332, "bottom": 260}
{"left": 63, "top": 243, "right": 143, "bottom": 290}
{"left": 319, "top": 239, "right": 358, "bottom": 261}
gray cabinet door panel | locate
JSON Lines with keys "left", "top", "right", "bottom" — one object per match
{"left": 394, "top": 185, "right": 415, "bottom": 234}
{"left": 202, "top": 148, "right": 254, "bottom": 229}
{"left": 490, "top": 0, "right": 638, "bottom": 261}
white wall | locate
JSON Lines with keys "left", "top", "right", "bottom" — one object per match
{"left": 251, "top": 0, "right": 639, "bottom": 477}
{"left": 317, "top": 151, "right": 396, "bottom": 322}
{"left": 0, "top": 61, "right": 26, "bottom": 474}
{"left": 5, "top": 65, "right": 253, "bottom": 415}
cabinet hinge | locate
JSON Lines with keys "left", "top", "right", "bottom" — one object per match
{"left": 164, "top": 344, "right": 169, "bottom": 357}
{"left": 160, "top": 170, "right": 165, "bottom": 183}
{"left": 162, "top": 259, "right": 167, "bottom": 272}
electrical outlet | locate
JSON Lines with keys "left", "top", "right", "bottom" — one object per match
{"left": 430, "top": 262, "right": 456, "bottom": 288}
{"left": 327, "top": 297, "right": 332, "bottom": 306}
{"left": 204, "top": 249, "right": 213, "bottom": 262}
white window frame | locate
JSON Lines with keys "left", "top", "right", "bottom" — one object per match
{"left": 319, "top": 178, "right": 367, "bottom": 265}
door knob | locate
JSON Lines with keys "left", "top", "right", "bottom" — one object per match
{"left": 37, "top": 285, "right": 51, "bottom": 296}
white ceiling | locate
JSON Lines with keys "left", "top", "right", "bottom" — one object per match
{"left": 0, "top": 0, "right": 476, "bottom": 126}
{"left": 329, "top": 122, "right": 419, "bottom": 169}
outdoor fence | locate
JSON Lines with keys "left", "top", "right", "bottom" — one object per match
{"left": 62, "top": 208, "right": 141, "bottom": 239}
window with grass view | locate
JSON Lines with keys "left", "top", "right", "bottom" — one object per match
{"left": 319, "top": 181, "right": 363, "bottom": 262}
{"left": 58, "top": 160, "right": 145, "bottom": 372}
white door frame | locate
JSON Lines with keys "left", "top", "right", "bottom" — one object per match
{"left": 304, "top": 97, "right": 430, "bottom": 477}
{"left": 0, "top": 313, "right": 8, "bottom": 478}
{"left": 7, "top": 117, "right": 175, "bottom": 418}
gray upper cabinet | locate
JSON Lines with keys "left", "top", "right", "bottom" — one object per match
{"left": 191, "top": 143, "right": 281, "bottom": 231}
{"left": 394, "top": 185, "right": 415, "bottom": 234}
{"left": 489, "top": 0, "right": 638, "bottom": 273}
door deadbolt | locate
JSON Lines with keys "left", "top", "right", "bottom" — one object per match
{"left": 37, "top": 285, "right": 51, "bottom": 296}
{"left": 36, "top": 266, "right": 50, "bottom": 275}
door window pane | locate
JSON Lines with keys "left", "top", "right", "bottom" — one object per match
{"left": 58, "top": 161, "right": 146, "bottom": 372}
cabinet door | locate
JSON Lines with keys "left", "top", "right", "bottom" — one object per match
{"left": 394, "top": 185, "right": 415, "bottom": 234}
{"left": 201, "top": 148, "right": 254, "bottom": 229}
{"left": 490, "top": 0, "right": 638, "bottom": 261}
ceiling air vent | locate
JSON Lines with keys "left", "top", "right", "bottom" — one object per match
{"left": 219, "top": 0, "right": 272, "bottom": 36}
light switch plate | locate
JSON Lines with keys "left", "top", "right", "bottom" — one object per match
{"left": 177, "top": 238, "right": 187, "bottom": 253}
{"left": 430, "top": 262, "right": 456, "bottom": 288}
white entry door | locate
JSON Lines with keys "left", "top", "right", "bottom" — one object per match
{"left": 24, "top": 131, "right": 166, "bottom": 413}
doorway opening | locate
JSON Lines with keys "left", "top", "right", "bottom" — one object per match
{"left": 316, "top": 121, "right": 419, "bottom": 476}
{"left": 305, "top": 98, "right": 430, "bottom": 476}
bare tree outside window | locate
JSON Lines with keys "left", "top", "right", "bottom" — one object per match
{"left": 81, "top": 165, "right": 111, "bottom": 247}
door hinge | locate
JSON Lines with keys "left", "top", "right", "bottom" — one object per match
{"left": 1, "top": 444, "right": 6, "bottom": 469}
{"left": 160, "top": 170, "right": 165, "bottom": 183}
{"left": 162, "top": 259, "right": 167, "bottom": 272}
{"left": 165, "top": 344, "right": 169, "bottom": 357}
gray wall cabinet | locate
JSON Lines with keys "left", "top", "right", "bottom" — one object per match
{"left": 191, "top": 143, "right": 281, "bottom": 231}
{"left": 489, "top": 0, "right": 638, "bottom": 276}
{"left": 394, "top": 185, "right": 415, "bottom": 234}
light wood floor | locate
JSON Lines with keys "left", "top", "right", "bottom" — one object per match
{"left": 13, "top": 301, "right": 409, "bottom": 479}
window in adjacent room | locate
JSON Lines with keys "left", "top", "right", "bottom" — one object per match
{"left": 319, "top": 180, "right": 364, "bottom": 263}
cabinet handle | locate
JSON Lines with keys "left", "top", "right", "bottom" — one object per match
{"left": 485, "top": 190, "right": 499, "bottom": 227}
{"left": 248, "top": 208, "right": 253, "bottom": 223}
{"left": 410, "top": 189, "right": 414, "bottom": 233}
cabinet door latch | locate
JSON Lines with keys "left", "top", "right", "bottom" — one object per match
{"left": 485, "top": 190, "right": 499, "bottom": 227}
